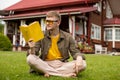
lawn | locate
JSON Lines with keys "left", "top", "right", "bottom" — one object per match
{"left": 0, "top": 51, "right": 120, "bottom": 80}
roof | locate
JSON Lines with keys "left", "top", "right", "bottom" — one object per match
{"left": 104, "top": 18, "right": 120, "bottom": 25}
{"left": 108, "top": 0, "right": 120, "bottom": 16}
{"left": 2, "top": 7, "right": 97, "bottom": 20}
{"left": 5, "top": 0, "right": 99, "bottom": 11}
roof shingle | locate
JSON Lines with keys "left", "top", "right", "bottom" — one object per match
{"left": 5, "top": 0, "right": 99, "bottom": 11}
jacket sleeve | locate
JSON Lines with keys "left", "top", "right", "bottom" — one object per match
{"left": 34, "top": 40, "right": 41, "bottom": 56}
{"left": 27, "top": 40, "right": 41, "bottom": 56}
{"left": 69, "top": 35, "right": 86, "bottom": 60}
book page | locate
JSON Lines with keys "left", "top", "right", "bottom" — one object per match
{"left": 20, "top": 21, "right": 44, "bottom": 42}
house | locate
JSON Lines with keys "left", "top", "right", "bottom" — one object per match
{"left": 1, "top": 0, "right": 120, "bottom": 53}
{"left": 103, "top": 0, "right": 120, "bottom": 52}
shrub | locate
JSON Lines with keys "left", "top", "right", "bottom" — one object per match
{"left": 0, "top": 33, "right": 12, "bottom": 51}
{"left": 0, "top": 22, "right": 4, "bottom": 33}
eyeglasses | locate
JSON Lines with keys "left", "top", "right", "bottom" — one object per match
{"left": 46, "top": 20, "right": 58, "bottom": 25}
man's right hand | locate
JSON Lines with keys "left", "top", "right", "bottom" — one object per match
{"left": 28, "top": 39, "right": 35, "bottom": 48}
{"left": 28, "top": 39, "right": 35, "bottom": 54}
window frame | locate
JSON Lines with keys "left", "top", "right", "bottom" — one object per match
{"left": 91, "top": 23, "right": 101, "bottom": 40}
{"left": 104, "top": 28, "right": 112, "bottom": 41}
{"left": 104, "top": 28, "right": 120, "bottom": 41}
{"left": 115, "top": 28, "right": 120, "bottom": 41}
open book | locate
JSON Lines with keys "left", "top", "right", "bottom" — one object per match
{"left": 20, "top": 21, "right": 44, "bottom": 42}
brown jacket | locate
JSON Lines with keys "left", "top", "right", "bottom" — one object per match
{"left": 33, "top": 30, "right": 85, "bottom": 62}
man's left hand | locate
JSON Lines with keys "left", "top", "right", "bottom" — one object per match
{"left": 75, "top": 56, "right": 83, "bottom": 74}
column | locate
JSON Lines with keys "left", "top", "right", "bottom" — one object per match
{"left": 69, "top": 16, "right": 75, "bottom": 39}
{"left": 18, "top": 20, "right": 26, "bottom": 51}
{"left": 84, "top": 21, "right": 87, "bottom": 36}
{"left": 12, "top": 35, "right": 16, "bottom": 51}
{"left": 41, "top": 18, "right": 46, "bottom": 31}
{"left": 4, "top": 21, "right": 7, "bottom": 36}
{"left": 112, "top": 26, "right": 115, "bottom": 48}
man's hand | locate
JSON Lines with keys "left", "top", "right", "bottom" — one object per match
{"left": 28, "top": 39, "right": 35, "bottom": 54}
{"left": 28, "top": 39, "right": 35, "bottom": 48}
{"left": 75, "top": 56, "right": 83, "bottom": 74}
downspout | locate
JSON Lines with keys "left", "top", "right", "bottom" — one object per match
{"left": 85, "top": 0, "right": 89, "bottom": 44}
{"left": 101, "top": 0, "right": 104, "bottom": 45}
{"left": 87, "top": 13, "right": 91, "bottom": 45}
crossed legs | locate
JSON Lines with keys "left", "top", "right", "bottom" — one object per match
{"left": 27, "top": 54, "right": 86, "bottom": 77}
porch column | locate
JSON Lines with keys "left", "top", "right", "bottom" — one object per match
{"left": 19, "top": 20, "right": 26, "bottom": 51}
{"left": 41, "top": 18, "right": 46, "bottom": 31}
{"left": 69, "top": 16, "right": 75, "bottom": 39}
{"left": 12, "top": 23, "right": 17, "bottom": 51}
{"left": 112, "top": 26, "right": 115, "bottom": 48}
{"left": 20, "top": 20, "right": 26, "bottom": 45}
{"left": 4, "top": 21, "right": 7, "bottom": 36}
{"left": 84, "top": 21, "right": 87, "bottom": 36}
{"left": 15, "top": 23, "right": 18, "bottom": 36}
{"left": 12, "top": 35, "right": 16, "bottom": 51}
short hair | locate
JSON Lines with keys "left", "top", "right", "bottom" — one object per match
{"left": 46, "top": 11, "right": 61, "bottom": 21}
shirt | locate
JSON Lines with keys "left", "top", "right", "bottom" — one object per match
{"left": 46, "top": 34, "right": 62, "bottom": 60}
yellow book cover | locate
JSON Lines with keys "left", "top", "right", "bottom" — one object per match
{"left": 20, "top": 21, "right": 44, "bottom": 42}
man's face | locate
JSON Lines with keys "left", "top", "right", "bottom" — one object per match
{"left": 46, "top": 16, "right": 59, "bottom": 31}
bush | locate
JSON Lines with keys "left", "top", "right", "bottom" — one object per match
{"left": 0, "top": 33, "right": 12, "bottom": 51}
{"left": 0, "top": 22, "right": 4, "bottom": 33}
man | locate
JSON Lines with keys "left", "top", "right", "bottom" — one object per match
{"left": 27, "top": 11, "right": 86, "bottom": 77}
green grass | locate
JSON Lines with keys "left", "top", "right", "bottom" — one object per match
{"left": 0, "top": 51, "right": 120, "bottom": 80}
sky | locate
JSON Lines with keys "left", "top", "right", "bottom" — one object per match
{"left": 0, "top": 0, "right": 21, "bottom": 10}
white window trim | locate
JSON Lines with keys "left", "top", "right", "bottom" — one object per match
{"left": 115, "top": 28, "right": 120, "bottom": 41}
{"left": 93, "top": 2, "right": 101, "bottom": 12}
{"left": 104, "top": 28, "right": 113, "bottom": 41}
{"left": 104, "top": 28, "right": 120, "bottom": 41}
{"left": 106, "top": 1, "right": 113, "bottom": 18}
{"left": 91, "top": 23, "right": 101, "bottom": 40}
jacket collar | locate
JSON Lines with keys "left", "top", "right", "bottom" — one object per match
{"left": 45, "top": 30, "right": 65, "bottom": 39}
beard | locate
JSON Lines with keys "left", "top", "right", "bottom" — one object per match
{"left": 46, "top": 25, "right": 58, "bottom": 35}
{"left": 46, "top": 26, "right": 54, "bottom": 35}
{"left": 46, "top": 27, "right": 52, "bottom": 31}
{"left": 46, "top": 26, "right": 54, "bottom": 31}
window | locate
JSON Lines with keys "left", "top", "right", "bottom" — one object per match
{"left": 104, "top": 28, "right": 112, "bottom": 41}
{"left": 115, "top": 28, "right": 120, "bottom": 40}
{"left": 104, "top": 28, "right": 120, "bottom": 41}
{"left": 106, "top": 1, "right": 113, "bottom": 18}
{"left": 91, "top": 24, "right": 101, "bottom": 40}
{"left": 93, "top": 2, "right": 101, "bottom": 12}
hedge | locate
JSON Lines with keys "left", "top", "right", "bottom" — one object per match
{"left": 0, "top": 33, "right": 12, "bottom": 51}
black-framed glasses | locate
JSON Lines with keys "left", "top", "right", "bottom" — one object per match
{"left": 46, "top": 20, "right": 58, "bottom": 25}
